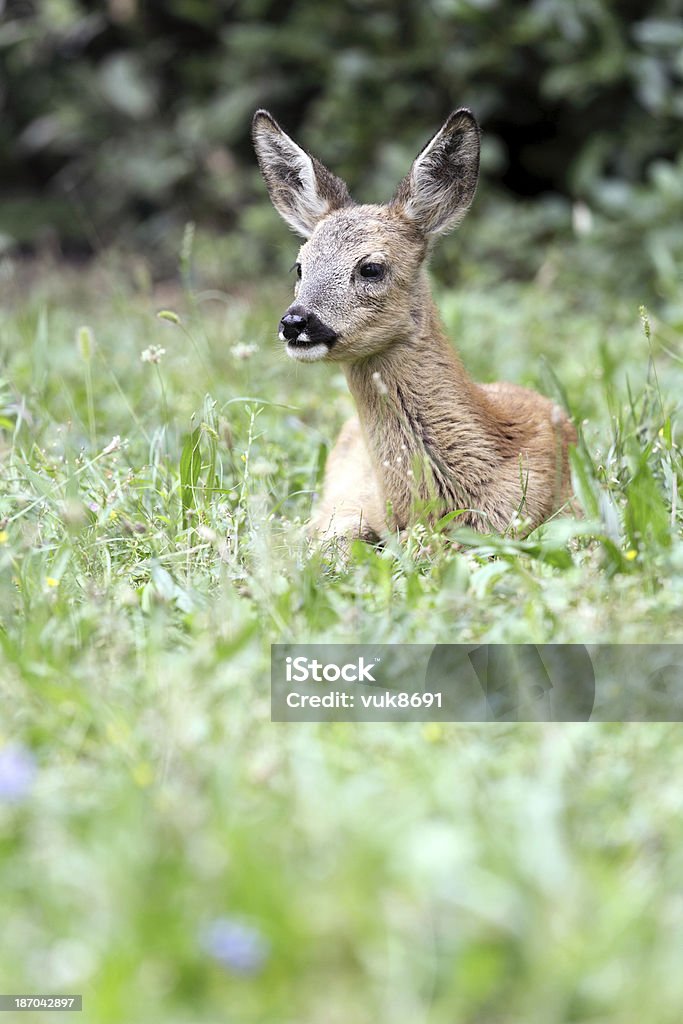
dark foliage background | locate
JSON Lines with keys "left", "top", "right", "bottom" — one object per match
{"left": 1, "top": 0, "right": 682, "bottom": 295}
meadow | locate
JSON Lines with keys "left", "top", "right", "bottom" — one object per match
{"left": 1, "top": 234, "right": 682, "bottom": 1022}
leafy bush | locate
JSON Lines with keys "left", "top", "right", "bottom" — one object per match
{"left": 1, "top": 0, "right": 682, "bottom": 296}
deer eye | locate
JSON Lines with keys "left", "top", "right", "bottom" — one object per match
{"left": 359, "top": 262, "right": 385, "bottom": 281}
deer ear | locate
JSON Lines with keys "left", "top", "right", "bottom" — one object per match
{"left": 392, "top": 109, "right": 480, "bottom": 235}
{"left": 252, "top": 110, "right": 352, "bottom": 238}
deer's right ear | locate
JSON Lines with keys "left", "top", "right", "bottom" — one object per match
{"left": 252, "top": 110, "right": 351, "bottom": 238}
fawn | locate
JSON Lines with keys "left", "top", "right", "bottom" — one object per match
{"left": 253, "top": 108, "right": 576, "bottom": 540}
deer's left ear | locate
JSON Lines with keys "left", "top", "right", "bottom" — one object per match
{"left": 252, "top": 110, "right": 352, "bottom": 238}
{"left": 392, "top": 109, "right": 480, "bottom": 236}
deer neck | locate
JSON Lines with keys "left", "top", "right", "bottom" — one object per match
{"left": 344, "top": 299, "right": 501, "bottom": 528}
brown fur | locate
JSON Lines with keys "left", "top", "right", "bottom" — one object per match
{"left": 252, "top": 108, "right": 577, "bottom": 541}
{"left": 312, "top": 298, "right": 576, "bottom": 538}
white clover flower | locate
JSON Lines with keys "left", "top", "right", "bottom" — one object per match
{"left": 231, "top": 343, "right": 259, "bottom": 361}
{"left": 141, "top": 345, "right": 166, "bottom": 364}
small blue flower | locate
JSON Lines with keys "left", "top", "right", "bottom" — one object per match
{"left": 0, "top": 744, "right": 36, "bottom": 803}
{"left": 199, "top": 917, "right": 270, "bottom": 974}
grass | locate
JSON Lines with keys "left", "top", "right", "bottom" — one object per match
{"left": 0, "top": 247, "right": 682, "bottom": 1023}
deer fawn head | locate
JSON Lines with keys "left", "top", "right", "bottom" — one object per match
{"left": 252, "top": 109, "right": 480, "bottom": 363}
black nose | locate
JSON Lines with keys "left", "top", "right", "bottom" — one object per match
{"left": 280, "top": 311, "right": 308, "bottom": 341}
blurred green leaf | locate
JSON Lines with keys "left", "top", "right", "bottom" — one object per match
{"left": 180, "top": 427, "right": 202, "bottom": 517}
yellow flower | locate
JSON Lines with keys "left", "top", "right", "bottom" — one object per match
{"left": 45, "top": 576, "right": 60, "bottom": 587}
{"left": 106, "top": 721, "right": 130, "bottom": 746}
{"left": 422, "top": 723, "right": 445, "bottom": 743}
{"left": 0, "top": 531, "right": 8, "bottom": 544}
{"left": 625, "top": 549, "right": 638, "bottom": 561}
{"left": 132, "top": 762, "right": 154, "bottom": 788}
